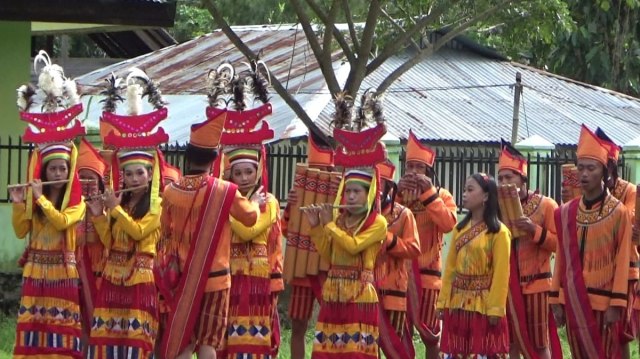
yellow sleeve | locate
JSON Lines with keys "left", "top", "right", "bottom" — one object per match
{"left": 110, "top": 206, "right": 161, "bottom": 241}
{"left": 230, "top": 199, "right": 277, "bottom": 242}
{"left": 325, "top": 215, "right": 387, "bottom": 255}
{"left": 437, "top": 227, "right": 459, "bottom": 309}
{"left": 486, "top": 225, "right": 511, "bottom": 317}
{"left": 310, "top": 224, "right": 332, "bottom": 262}
{"left": 91, "top": 214, "right": 112, "bottom": 248}
{"left": 229, "top": 190, "right": 260, "bottom": 227}
{"left": 36, "top": 196, "right": 86, "bottom": 231}
{"left": 611, "top": 207, "right": 631, "bottom": 307}
{"left": 12, "top": 203, "right": 31, "bottom": 239}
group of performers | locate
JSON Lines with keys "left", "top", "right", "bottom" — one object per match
{"left": 7, "top": 51, "right": 640, "bottom": 359}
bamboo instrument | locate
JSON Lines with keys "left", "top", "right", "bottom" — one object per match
{"left": 319, "top": 171, "right": 342, "bottom": 272}
{"left": 498, "top": 184, "right": 525, "bottom": 238}
{"left": 283, "top": 163, "right": 307, "bottom": 283}
{"left": 294, "top": 168, "right": 319, "bottom": 278}
{"left": 307, "top": 171, "right": 330, "bottom": 275}
{"left": 561, "top": 164, "right": 581, "bottom": 203}
{"left": 8, "top": 178, "right": 96, "bottom": 189}
{"left": 86, "top": 185, "right": 148, "bottom": 200}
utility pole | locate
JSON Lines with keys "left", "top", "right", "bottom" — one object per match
{"left": 511, "top": 72, "right": 522, "bottom": 144}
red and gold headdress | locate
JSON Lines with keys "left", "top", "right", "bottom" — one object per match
{"left": 100, "top": 68, "right": 169, "bottom": 214}
{"left": 577, "top": 124, "right": 609, "bottom": 166}
{"left": 217, "top": 60, "right": 274, "bottom": 194}
{"left": 331, "top": 90, "right": 387, "bottom": 234}
{"left": 17, "top": 50, "right": 86, "bottom": 218}
{"left": 498, "top": 138, "right": 528, "bottom": 177}
{"left": 595, "top": 127, "right": 621, "bottom": 162}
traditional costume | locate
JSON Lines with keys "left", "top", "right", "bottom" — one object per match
{"left": 12, "top": 51, "right": 86, "bottom": 358}
{"left": 218, "top": 61, "right": 282, "bottom": 359}
{"left": 87, "top": 69, "right": 168, "bottom": 358}
{"left": 75, "top": 137, "right": 109, "bottom": 345}
{"left": 374, "top": 160, "right": 420, "bottom": 359}
{"left": 156, "top": 63, "right": 260, "bottom": 358}
{"left": 498, "top": 140, "right": 562, "bottom": 358}
{"left": 309, "top": 92, "right": 388, "bottom": 359}
{"left": 437, "top": 175, "right": 511, "bottom": 358}
{"left": 550, "top": 124, "right": 632, "bottom": 358}
{"left": 399, "top": 130, "right": 457, "bottom": 346}
{"left": 595, "top": 127, "right": 640, "bottom": 345}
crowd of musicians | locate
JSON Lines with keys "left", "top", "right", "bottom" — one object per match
{"left": 7, "top": 52, "right": 640, "bottom": 359}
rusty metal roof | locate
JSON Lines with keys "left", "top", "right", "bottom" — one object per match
{"left": 315, "top": 47, "right": 640, "bottom": 146}
{"left": 76, "top": 24, "right": 347, "bottom": 143}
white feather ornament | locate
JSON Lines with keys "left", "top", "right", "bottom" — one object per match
{"left": 127, "top": 83, "right": 143, "bottom": 115}
{"left": 63, "top": 79, "right": 81, "bottom": 106}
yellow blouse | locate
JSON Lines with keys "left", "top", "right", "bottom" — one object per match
{"left": 437, "top": 222, "right": 511, "bottom": 317}
{"left": 310, "top": 214, "right": 387, "bottom": 304}
{"left": 12, "top": 197, "right": 86, "bottom": 280}
{"left": 229, "top": 195, "right": 278, "bottom": 279}
{"left": 92, "top": 203, "right": 161, "bottom": 286}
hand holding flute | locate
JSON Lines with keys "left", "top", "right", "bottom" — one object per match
{"left": 302, "top": 203, "right": 335, "bottom": 227}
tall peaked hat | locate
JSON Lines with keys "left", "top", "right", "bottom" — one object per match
{"left": 376, "top": 160, "right": 396, "bottom": 182}
{"left": 17, "top": 50, "right": 84, "bottom": 219}
{"left": 307, "top": 133, "right": 334, "bottom": 168}
{"left": 577, "top": 124, "right": 609, "bottom": 166}
{"left": 595, "top": 127, "right": 621, "bottom": 162}
{"left": 406, "top": 130, "right": 435, "bottom": 167}
{"left": 498, "top": 138, "right": 528, "bottom": 177}
{"left": 77, "top": 137, "right": 108, "bottom": 177}
{"left": 190, "top": 108, "right": 228, "bottom": 149}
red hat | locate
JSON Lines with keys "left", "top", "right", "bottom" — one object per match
{"left": 498, "top": 139, "right": 527, "bottom": 177}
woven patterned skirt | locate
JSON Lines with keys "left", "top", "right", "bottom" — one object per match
{"left": 312, "top": 302, "right": 379, "bottom": 359}
{"left": 87, "top": 279, "right": 159, "bottom": 359}
{"left": 440, "top": 309, "right": 509, "bottom": 358}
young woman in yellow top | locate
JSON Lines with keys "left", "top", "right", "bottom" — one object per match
{"left": 10, "top": 144, "right": 86, "bottom": 358}
{"left": 86, "top": 150, "right": 161, "bottom": 358}
{"left": 224, "top": 147, "right": 281, "bottom": 359}
{"left": 436, "top": 173, "right": 511, "bottom": 358}
{"left": 305, "top": 169, "right": 387, "bottom": 359}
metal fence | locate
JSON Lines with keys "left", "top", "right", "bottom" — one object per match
{"left": 0, "top": 136, "right": 628, "bottom": 208}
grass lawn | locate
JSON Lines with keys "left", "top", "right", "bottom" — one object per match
{"left": 0, "top": 312, "right": 638, "bottom": 358}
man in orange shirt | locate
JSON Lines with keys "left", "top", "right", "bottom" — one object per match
{"left": 375, "top": 160, "right": 421, "bottom": 359}
{"left": 497, "top": 139, "right": 561, "bottom": 359}
{"left": 397, "top": 131, "right": 457, "bottom": 358}
{"left": 282, "top": 134, "right": 334, "bottom": 359}
{"left": 595, "top": 127, "right": 639, "bottom": 359}
{"left": 551, "top": 124, "right": 631, "bottom": 358}
{"left": 157, "top": 107, "right": 261, "bottom": 359}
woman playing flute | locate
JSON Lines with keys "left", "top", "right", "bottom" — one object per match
{"left": 10, "top": 51, "right": 86, "bottom": 358}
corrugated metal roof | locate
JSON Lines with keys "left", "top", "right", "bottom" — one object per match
{"left": 76, "top": 25, "right": 346, "bottom": 143}
{"left": 315, "top": 48, "right": 640, "bottom": 146}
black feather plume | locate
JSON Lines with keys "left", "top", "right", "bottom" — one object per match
{"left": 142, "top": 78, "right": 168, "bottom": 110}
{"left": 330, "top": 92, "right": 354, "bottom": 130}
{"left": 99, "top": 74, "right": 123, "bottom": 113}
{"left": 251, "top": 60, "right": 270, "bottom": 104}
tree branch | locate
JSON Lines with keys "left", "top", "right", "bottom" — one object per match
{"left": 376, "top": 1, "right": 514, "bottom": 94}
{"left": 366, "top": 5, "right": 448, "bottom": 77}
{"left": 322, "top": 1, "right": 339, "bottom": 71}
{"left": 304, "top": 0, "right": 356, "bottom": 65}
{"left": 379, "top": 8, "right": 421, "bottom": 52}
{"left": 341, "top": 0, "right": 360, "bottom": 53}
{"left": 290, "top": 0, "right": 342, "bottom": 95}
{"left": 344, "top": 0, "right": 381, "bottom": 96}
{"left": 203, "top": 0, "right": 332, "bottom": 145}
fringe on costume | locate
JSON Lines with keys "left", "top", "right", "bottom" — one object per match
{"left": 440, "top": 309, "right": 509, "bottom": 358}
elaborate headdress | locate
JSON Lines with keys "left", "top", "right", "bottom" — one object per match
{"left": 307, "top": 133, "right": 334, "bottom": 168}
{"left": 100, "top": 68, "right": 169, "bottom": 214}
{"left": 218, "top": 59, "right": 274, "bottom": 194}
{"left": 331, "top": 90, "right": 387, "bottom": 234}
{"left": 577, "top": 124, "right": 609, "bottom": 166}
{"left": 17, "top": 50, "right": 86, "bottom": 218}
{"left": 595, "top": 127, "right": 621, "bottom": 162}
{"left": 498, "top": 138, "right": 528, "bottom": 177}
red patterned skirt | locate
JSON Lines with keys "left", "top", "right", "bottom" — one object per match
{"left": 440, "top": 309, "right": 509, "bottom": 358}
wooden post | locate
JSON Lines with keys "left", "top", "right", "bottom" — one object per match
{"left": 511, "top": 72, "right": 523, "bottom": 144}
